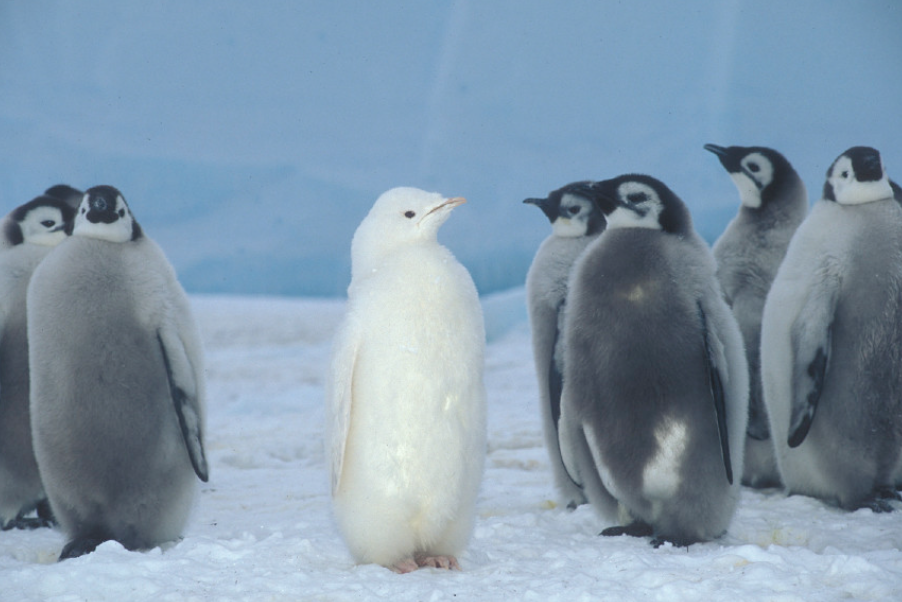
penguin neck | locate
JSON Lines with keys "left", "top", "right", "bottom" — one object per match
{"left": 738, "top": 175, "right": 808, "bottom": 228}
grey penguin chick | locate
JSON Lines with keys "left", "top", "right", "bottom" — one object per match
{"left": 328, "top": 187, "right": 486, "bottom": 573}
{"left": 523, "top": 182, "right": 605, "bottom": 509}
{"left": 705, "top": 144, "right": 808, "bottom": 489}
{"left": 28, "top": 185, "right": 209, "bottom": 560}
{"left": 0, "top": 196, "right": 74, "bottom": 530}
{"left": 761, "top": 147, "right": 902, "bottom": 511}
{"left": 558, "top": 175, "right": 748, "bottom": 546}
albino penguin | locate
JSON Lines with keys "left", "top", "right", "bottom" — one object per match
{"left": 523, "top": 181, "right": 604, "bottom": 508}
{"left": 559, "top": 175, "right": 748, "bottom": 546}
{"left": 328, "top": 187, "right": 486, "bottom": 573}
{"left": 28, "top": 185, "right": 209, "bottom": 560}
{"left": 761, "top": 147, "right": 902, "bottom": 511}
{"left": 705, "top": 144, "right": 808, "bottom": 488}
{"left": 0, "top": 196, "right": 74, "bottom": 529}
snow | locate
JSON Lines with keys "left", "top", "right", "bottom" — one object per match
{"left": 3, "top": 291, "right": 901, "bottom": 601}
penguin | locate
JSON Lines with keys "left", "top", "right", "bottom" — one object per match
{"left": 523, "top": 181, "right": 605, "bottom": 508}
{"left": 43, "top": 184, "right": 84, "bottom": 210}
{"left": 761, "top": 146, "right": 902, "bottom": 512}
{"left": 704, "top": 144, "right": 808, "bottom": 489}
{"left": 0, "top": 196, "right": 74, "bottom": 530}
{"left": 557, "top": 174, "right": 748, "bottom": 546}
{"left": 27, "top": 185, "right": 209, "bottom": 560}
{"left": 327, "top": 187, "right": 486, "bottom": 573}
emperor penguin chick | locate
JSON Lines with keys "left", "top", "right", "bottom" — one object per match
{"left": 761, "top": 147, "right": 902, "bottom": 511}
{"left": 558, "top": 175, "right": 748, "bottom": 546}
{"left": 28, "top": 186, "right": 209, "bottom": 560}
{"left": 328, "top": 187, "right": 486, "bottom": 573}
{"left": 0, "top": 196, "right": 74, "bottom": 530}
{"left": 523, "top": 182, "right": 605, "bottom": 508}
{"left": 705, "top": 144, "right": 808, "bottom": 488}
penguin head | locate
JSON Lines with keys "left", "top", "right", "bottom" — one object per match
{"left": 581, "top": 174, "right": 692, "bottom": 235}
{"left": 44, "top": 184, "right": 84, "bottom": 210}
{"left": 523, "top": 181, "right": 605, "bottom": 237}
{"left": 351, "top": 187, "right": 464, "bottom": 272}
{"left": 823, "top": 146, "right": 894, "bottom": 205}
{"left": 3, "top": 196, "right": 75, "bottom": 247}
{"left": 71, "top": 185, "right": 143, "bottom": 242}
{"left": 704, "top": 144, "right": 797, "bottom": 209}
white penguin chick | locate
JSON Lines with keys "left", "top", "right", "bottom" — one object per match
{"left": 28, "top": 185, "right": 208, "bottom": 560}
{"left": 704, "top": 144, "right": 808, "bottom": 489}
{"left": 0, "top": 196, "right": 74, "bottom": 530}
{"left": 523, "top": 181, "right": 605, "bottom": 508}
{"left": 328, "top": 187, "right": 486, "bottom": 573}
{"left": 762, "top": 147, "right": 902, "bottom": 511}
{"left": 558, "top": 176, "right": 748, "bottom": 546}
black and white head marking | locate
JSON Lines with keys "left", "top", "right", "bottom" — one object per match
{"left": 704, "top": 144, "right": 796, "bottom": 209}
{"left": 71, "top": 185, "right": 143, "bottom": 242}
{"left": 3, "top": 195, "right": 75, "bottom": 246}
{"left": 822, "top": 146, "right": 894, "bottom": 205}
{"left": 523, "top": 181, "right": 605, "bottom": 237}
{"left": 44, "top": 184, "right": 85, "bottom": 210}
{"left": 584, "top": 174, "right": 692, "bottom": 235}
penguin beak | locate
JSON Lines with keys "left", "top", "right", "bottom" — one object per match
{"left": 423, "top": 196, "right": 465, "bottom": 220}
{"left": 703, "top": 143, "right": 729, "bottom": 158}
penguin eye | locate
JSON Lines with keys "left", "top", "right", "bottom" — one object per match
{"left": 627, "top": 193, "right": 647, "bottom": 204}
{"left": 841, "top": 170, "right": 850, "bottom": 179}
{"left": 118, "top": 209, "right": 126, "bottom": 218}
{"left": 41, "top": 220, "right": 55, "bottom": 228}
{"left": 747, "top": 162, "right": 760, "bottom": 173}
{"left": 567, "top": 206, "right": 580, "bottom": 215}
{"left": 404, "top": 211, "right": 416, "bottom": 219}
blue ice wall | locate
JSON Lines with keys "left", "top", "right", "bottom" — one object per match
{"left": 1, "top": 0, "right": 899, "bottom": 297}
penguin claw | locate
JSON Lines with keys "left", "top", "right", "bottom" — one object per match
{"left": 650, "top": 536, "right": 694, "bottom": 549}
{"left": 59, "top": 537, "right": 109, "bottom": 561}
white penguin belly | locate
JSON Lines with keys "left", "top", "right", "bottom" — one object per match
{"left": 642, "top": 419, "right": 688, "bottom": 500}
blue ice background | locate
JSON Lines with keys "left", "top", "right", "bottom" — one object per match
{"left": 1, "top": 1, "right": 900, "bottom": 298}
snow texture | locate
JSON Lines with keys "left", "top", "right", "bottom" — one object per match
{"left": 1, "top": 1, "right": 900, "bottom": 297}
{"left": 2, "top": 292, "right": 901, "bottom": 601}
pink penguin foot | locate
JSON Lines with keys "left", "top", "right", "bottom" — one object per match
{"left": 390, "top": 558, "right": 419, "bottom": 574}
{"left": 415, "top": 554, "right": 461, "bottom": 571}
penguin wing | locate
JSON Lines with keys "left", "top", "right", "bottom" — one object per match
{"left": 698, "top": 301, "right": 734, "bottom": 485}
{"left": 787, "top": 270, "right": 840, "bottom": 448}
{"left": 547, "top": 303, "right": 566, "bottom": 431}
{"left": 328, "top": 316, "right": 360, "bottom": 496}
{"left": 158, "top": 329, "right": 209, "bottom": 482}
{"left": 556, "top": 396, "right": 586, "bottom": 489}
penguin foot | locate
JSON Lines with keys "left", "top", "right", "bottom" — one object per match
{"left": 390, "top": 558, "right": 420, "bottom": 574}
{"left": 600, "top": 521, "right": 654, "bottom": 538}
{"left": 875, "top": 487, "right": 902, "bottom": 502}
{"left": 566, "top": 499, "right": 586, "bottom": 511}
{"left": 415, "top": 553, "right": 461, "bottom": 571}
{"left": 650, "top": 535, "right": 694, "bottom": 549}
{"left": 59, "top": 537, "right": 109, "bottom": 561}
{"left": 2, "top": 516, "right": 54, "bottom": 530}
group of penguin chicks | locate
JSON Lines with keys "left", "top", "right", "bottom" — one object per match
{"left": 2, "top": 145, "right": 898, "bottom": 573}
{"left": 526, "top": 144, "right": 902, "bottom": 548}
{"left": 0, "top": 185, "right": 207, "bottom": 560}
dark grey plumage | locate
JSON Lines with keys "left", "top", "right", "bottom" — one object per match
{"left": 558, "top": 175, "right": 748, "bottom": 546}
{"left": 524, "top": 182, "right": 604, "bottom": 508}
{"left": 705, "top": 144, "right": 808, "bottom": 488}
{"left": 28, "top": 186, "right": 208, "bottom": 560}
{"left": 762, "top": 147, "right": 902, "bottom": 511}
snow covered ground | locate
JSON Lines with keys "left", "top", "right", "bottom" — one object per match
{"left": 2, "top": 291, "right": 902, "bottom": 601}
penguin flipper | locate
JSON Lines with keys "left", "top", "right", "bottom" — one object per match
{"left": 157, "top": 330, "right": 209, "bottom": 482}
{"left": 548, "top": 305, "right": 565, "bottom": 431}
{"left": 328, "top": 316, "right": 360, "bottom": 496}
{"left": 787, "top": 273, "right": 839, "bottom": 448}
{"left": 556, "top": 397, "right": 585, "bottom": 489}
{"left": 698, "top": 302, "right": 733, "bottom": 485}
